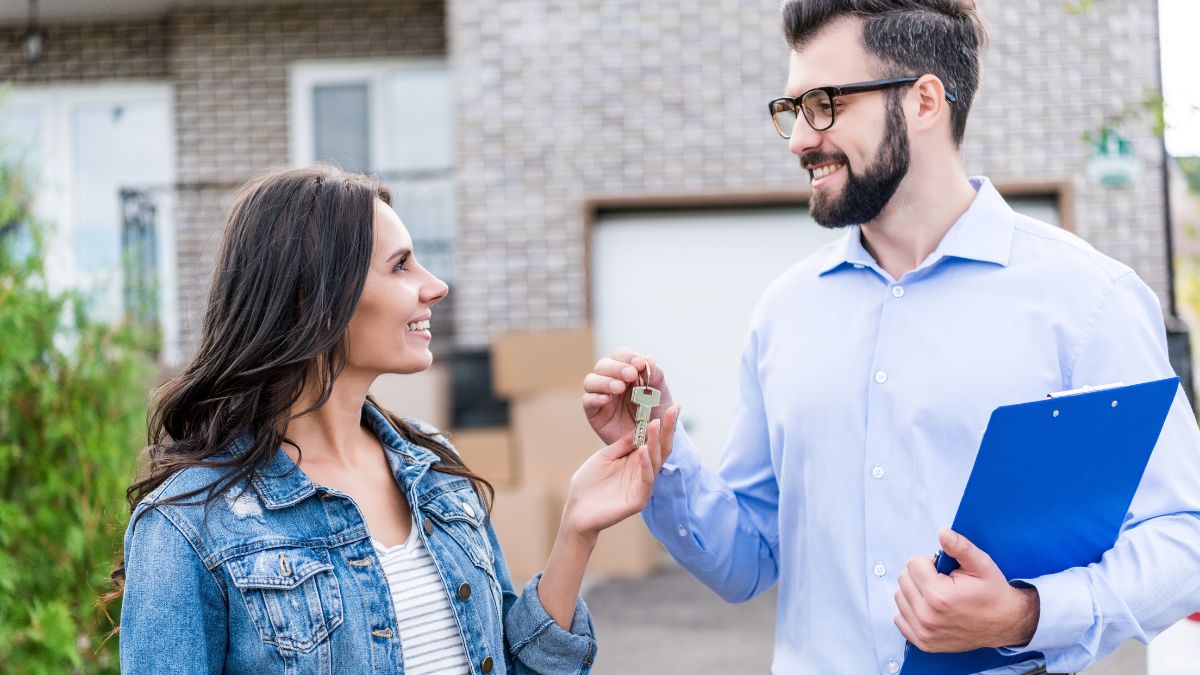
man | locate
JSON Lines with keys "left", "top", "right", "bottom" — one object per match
{"left": 580, "top": 1, "right": 1200, "bottom": 673}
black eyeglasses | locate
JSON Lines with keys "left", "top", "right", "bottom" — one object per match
{"left": 768, "top": 77, "right": 958, "bottom": 139}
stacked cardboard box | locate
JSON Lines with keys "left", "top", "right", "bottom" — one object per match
{"left": 446, "top": 428, "right": 517, "bottom": 488}
{"left": 479, "top": 327, "right": 666, "bottom": 589}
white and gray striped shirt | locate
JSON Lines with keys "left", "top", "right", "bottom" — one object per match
{"left": 373, "top": 522, "right": 471, "bottom": 675}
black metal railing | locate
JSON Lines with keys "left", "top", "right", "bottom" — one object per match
{"left": 119, "top": 187, "right": 159, "bottom": 333}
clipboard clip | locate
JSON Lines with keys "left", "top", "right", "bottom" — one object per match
{"left": 1046, "top": 382, "right": 1125, "bottom": 399}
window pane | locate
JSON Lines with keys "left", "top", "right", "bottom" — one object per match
{"left": 382, "top": 66, "right": 453, "bottom": 171}
{"left": 313, "top": 83, "right": 369, "bottom": 172}
{"left": 0, "top": 105, "right": 42, "bottom": 168}
{"left": 1009, "top": 196, "right": 1060, "bottom": 227}
{"left": 72, "top": 100, "right": 172, "bottom": 322}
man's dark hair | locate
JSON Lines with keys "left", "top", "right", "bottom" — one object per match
{"left": 781, "top": 0, "right": 987, "bottom": 146}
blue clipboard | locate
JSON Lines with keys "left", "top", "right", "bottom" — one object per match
{"left": 899, "top": 377, "right": 1179, "bottom": 674}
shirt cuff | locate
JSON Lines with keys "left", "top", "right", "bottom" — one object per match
{"left": 1000, "top": 568, "right": 1094, "bottom": 657}
{"left": 505, "top": 573, "right": 597, "bottom": 674}
{"left": 645, "top": 426, "right": 701, "bottom": 534}
{"left": 657, "top": 424, "right": 703, "bottom": 480}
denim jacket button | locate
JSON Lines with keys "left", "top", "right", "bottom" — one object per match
{"left": 457, "top": 582, "right": 472, "bottom": 601}
{"left": 481, "top": 656, "right": 494, "bottom": 673}
{"left": 423, "top": 519, "right": 434, "bottom": 536}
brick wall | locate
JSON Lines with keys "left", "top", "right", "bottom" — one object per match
{"left": 2, "top": 0, "right": 1173, "bottom": 357}
{"left": 448, "top": 0, "right": 1171, "bottom": 347}
{"left": 169, "top": 0, "right": 446, "bottom": 355}
{"left": 0, "top": 20, "right": 169, "bottom": 82}
{"left": 968, "top": 0, "right": 1169, "bottom": 303}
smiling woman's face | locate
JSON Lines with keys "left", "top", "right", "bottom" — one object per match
{"left": 344, "top": 199, "right": 449, "bottom": 376}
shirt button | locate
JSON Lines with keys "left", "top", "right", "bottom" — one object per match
{"left": 873, "top": 563, "right": 887, "bottom": 577}
{"left": 461, "top": 501, "right": 476, "bottom": 518}
{"left": 874, "top": 371, "right": 888, "bottom": 384}
{"left": 481, "top": 656, "right": 495, "bottom": 673}
{"left": 457, "top": 582, "right": 472, "bottom": 601}
{"left": 677, "top": 526, "right": 689, "bottom": 537}
{"left": 871, "top": 465, "right": 885, "bottom": 479}
{"left": 892, "top": 286, "right": 905, "bottom": 298}
{"left": 422, "top": 519, "right": 435, "bottom": 536}
{"left": 888, "top": 658, "right": 900, "bottom": 673}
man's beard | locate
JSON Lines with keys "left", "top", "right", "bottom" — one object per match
{"left": 806, "top": 97, "right": 911, "bottom": 229}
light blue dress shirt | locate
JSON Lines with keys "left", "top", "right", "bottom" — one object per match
{"left": 642, "top": 178, "right": 1200, "bottom": 674}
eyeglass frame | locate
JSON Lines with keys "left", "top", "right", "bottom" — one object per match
{"left": 768, "top": 76, "right": 958, "bottom": 139}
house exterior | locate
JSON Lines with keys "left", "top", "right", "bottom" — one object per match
{"left": 2, "top": 2, "right": 1191, "bottom": 671}
{"left": 0, "top": 0, "right": 1186, "bottom": 436}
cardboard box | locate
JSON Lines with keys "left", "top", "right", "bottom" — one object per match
{"left": 547, "top": 492, "right": 666, "bottom": 580}
{"left": 447, "top": 427, "right": 517, "bottom": 488}
{"left": 492, "top": 485, "right": 663, "bottom": 587}
{"left": 369, "top": 364, "right": 451, "bottom": 430}
{"left": 589, "top": 515, "right": 665, "bottom": 578}
{"left": 511, "top": 388, "right": 605, "bottom": 489}
{"left": 490, "top": 485, "right": 558, "bottom": 589}
{"left": 491, "top": 328, "right": 595, "bottom": 398}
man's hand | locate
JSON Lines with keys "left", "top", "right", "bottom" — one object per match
{"left": 894, "top": 529, "right": 1040, "bottom": 653}
{"left": 582, "top": 348, "right": 676, "bottom": 446}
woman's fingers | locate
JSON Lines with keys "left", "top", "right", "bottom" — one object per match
{"left": 660, "top": 405, "right": 680, "bottom": 463}
{"left": 599, "top": 431, "right": 637, "bottom": 461}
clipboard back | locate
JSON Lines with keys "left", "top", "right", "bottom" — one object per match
{"left": 900, "top": 376, "right": 1179, "bottom": 674}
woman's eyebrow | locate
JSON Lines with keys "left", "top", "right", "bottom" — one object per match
{"left": 386, "top": 247, "right": 412, "bottom": 262}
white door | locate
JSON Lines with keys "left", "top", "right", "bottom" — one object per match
{"left": 0, "top": 84, "right": 178, "bottom": 363}
{"left": 591, "top": 197, "right": 1061, "bottom": 468}
{"left": 592, "top": 206, "right": 843, "bottom": 467}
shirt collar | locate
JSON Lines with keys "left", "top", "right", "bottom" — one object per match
{"left": 232, "top": 402, "right": 439, "bottom": 510}
{"left": 817, "top": 177, "right": 1015, "bottom": 276}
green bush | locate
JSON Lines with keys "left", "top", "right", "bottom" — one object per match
{"left": 0, "top": 161, "right": 155, "bottom": 673}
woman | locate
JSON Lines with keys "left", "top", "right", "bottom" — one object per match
{"left": 115, "top": 164, "right": 681, "bottom": 674}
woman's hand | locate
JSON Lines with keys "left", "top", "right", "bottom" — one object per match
{"left": 537, "top": 404, "right": 680, "bottom": 630}
{"left": 560, "top": 404, "right": 682, "bottom": 538}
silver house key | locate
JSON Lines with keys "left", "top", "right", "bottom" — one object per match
{"left": 631, "top": 386, "right": 661, "bottom": 447}
{"left": 629, "top": 361, "right": 662, "bottom": 447}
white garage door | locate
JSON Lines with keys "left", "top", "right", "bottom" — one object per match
{"left": 591, "top": 197, "right": 1059, "bottom": 468}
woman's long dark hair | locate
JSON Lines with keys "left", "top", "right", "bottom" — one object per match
{"left": 105, "top": 164, "right": 491, "bottom": 607}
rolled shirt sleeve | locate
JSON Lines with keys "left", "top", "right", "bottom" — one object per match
{"left": 486, "top": 520, "right": 596, "bottom": 674}
{"left": 503, "top": 573, "right": 597, "bottom": 674}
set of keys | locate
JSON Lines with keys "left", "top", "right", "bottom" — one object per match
{"left": 628, "top": 363, "right": 662, "bottom": 448}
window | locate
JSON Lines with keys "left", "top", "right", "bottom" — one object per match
{"left": 0, "top": 84, "right": 179, "bottom": 364}
{"left": 290, "top": 60, "right": 456, "bottom": 285}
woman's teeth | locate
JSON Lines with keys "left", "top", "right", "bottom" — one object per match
{"left": 813, "top": 163, "right": 844, "bottom": 179}
{"left": 406, "top": 319, "right": 430, "bottom": 331}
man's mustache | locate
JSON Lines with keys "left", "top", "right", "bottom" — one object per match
{"left": 799, "top": 151, "right": 849, "bottom": 171}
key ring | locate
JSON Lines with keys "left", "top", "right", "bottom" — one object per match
{"left": 637, "top": 359, "right": 653, "bottom": 388}
{"left": 627, "top": 359, "right": 656, "bottom": 419}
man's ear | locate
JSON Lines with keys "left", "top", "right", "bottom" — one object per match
{"left": 909, "top": 74, "right": 952, "bottom": 137}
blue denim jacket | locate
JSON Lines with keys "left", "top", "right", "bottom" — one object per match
{"left": 119, "top": 404, "right": 597, "bottom": 674}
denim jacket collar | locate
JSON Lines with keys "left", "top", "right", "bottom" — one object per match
{"left": 229, "top": 401, "right": 440, "bottom": 510}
